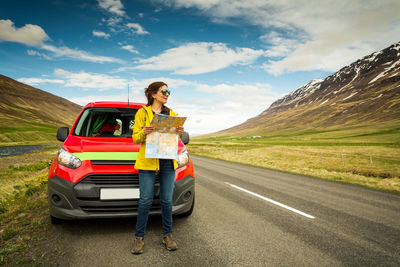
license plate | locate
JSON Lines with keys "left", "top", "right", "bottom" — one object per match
{"left": 100, "top": 188, "right": 140, "bottom": 200}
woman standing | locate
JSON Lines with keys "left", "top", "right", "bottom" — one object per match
{"left": 131, "top": 81, "right": 184, "bottom": 254}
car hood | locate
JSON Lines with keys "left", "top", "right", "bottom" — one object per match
{"left": 62, "top": 135, "right": 185, "bottom": 154}
{"left": 63, "top": 136, "right": 140, "bottom": 153}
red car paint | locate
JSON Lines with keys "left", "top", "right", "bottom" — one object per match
{"left": 48, "top": 101, "right": 194, "bottom": 183}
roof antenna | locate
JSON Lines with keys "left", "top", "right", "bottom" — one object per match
{"left": 128, "top": 83, "right": 130, "bottom": 106}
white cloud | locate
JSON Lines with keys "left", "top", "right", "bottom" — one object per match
{"left": 68, "top": 94, "right": 134, "bottom": 106}
{"left": 27, "top": 49, "right": 52, "bottom": 60}
{"left": 172, "top": 102, "right": 246, "bottom": 136}
{"left": 121, "top": 45, "right": 139, "bottom": 54}
{"left": 67, "top": 77, "right": 195, "bottom": 105}
{"left": 130, "top": 77, "right": 194, "bottom": 88}
{"left": 173, "top": 81, "right": 281, "bottom": 135}
{"left": 123, "top": 77, "right": 195, "bottom": 100}
{"left": 162, "top": 0, "right": 400, "bottom": 75}
{"left": 0, "top": 20, "right": 122, "bottom": 64}
{"left": 134, "top": 42, "right": 264, "bottom": 74}
{"left": 98, "top": 0, "right": 126, "bottom": 16}
{"left": 126, "top": 23, "right": 149, "bottom": 35}
{"left": 129, "top": 77, "right": 196, "bottom": 100}
{"left": 17, "top": 77, "right": 64, "bottom": 86}
{"left": 195, "top": 83, "right": 278, "bottom": 112}
{"left": 93, "top": 30, "right": 110, "bottom": 39}
{"left": 101, "top": 18, "right": 148, "bottom": 37}
{"left": 172, "top": 96, "right": 274, "bottom": 136}
{"left": 112, "top": 66, "right": 137, "bottom": 73}
{"left": 41, "top": 44, "right": 124, "bottom": 64}
{"left": 260, "top": 31, "right": 301, "bottom": 58}
{"left": 0, "top": 19, "right": 49, "bottom": 46}
{"left": 54, "top": 68, "right": 127, "bottom": 91}
{"left": 102, "top": 17, "right": 123, "bottom": 29}
{"left": 264, "top": 41, "right": 376, "bottom": 75}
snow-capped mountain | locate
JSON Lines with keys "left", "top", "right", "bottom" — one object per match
{"left": 219, "top": 41, "right": 400, "bottom": 134}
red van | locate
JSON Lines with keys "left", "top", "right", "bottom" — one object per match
{"left": 48, "top": 102, "right": 195, "bottom": 223}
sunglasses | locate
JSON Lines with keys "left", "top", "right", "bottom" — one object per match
{"left": 161, "top": 89, "right": 171, "bottom": 96}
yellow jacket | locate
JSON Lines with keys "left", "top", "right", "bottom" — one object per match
{"left": 132, "top": 105, "right": 178, "bottom": 170}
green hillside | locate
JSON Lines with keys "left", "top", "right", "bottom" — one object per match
{"left": 0, "top": 75, "right": 82, "bottom": 145}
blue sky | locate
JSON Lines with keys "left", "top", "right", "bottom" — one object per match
{"left": 1, "top": 0, "right": 399, "bottom": 135}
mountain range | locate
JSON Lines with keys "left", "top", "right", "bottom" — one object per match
{"left": 214, "top": 41, "right": 400, "bottom": 136}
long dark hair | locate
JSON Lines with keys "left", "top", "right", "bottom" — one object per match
{"left": 145, "top": 81, "right": 169, "bottom": 112}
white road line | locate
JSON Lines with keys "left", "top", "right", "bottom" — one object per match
{"left": 225, "top": 182, "right": 315, "bottom": 219}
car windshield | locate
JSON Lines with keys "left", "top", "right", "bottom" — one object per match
{"left": 73, "top": 107, "right": 138, "bottom": 137}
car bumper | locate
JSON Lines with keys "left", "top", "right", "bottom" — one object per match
{"left": 48, "top": 173, "right": 195, "bottom": 220}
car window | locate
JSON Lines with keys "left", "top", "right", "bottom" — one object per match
{"left": 73, "top": 107, "right": 138, "bottom": 137}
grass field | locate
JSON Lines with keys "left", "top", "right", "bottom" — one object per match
{"left": 0, "top": 146, "right": 60, "bottom": 199}
{"left": 0, "top": 118, "right": 61, "bottom": 146}
{"left": 0, "top": 146, "right": 60, "bottom": 265}
{"left": 189, "top": 124, "right": 400, "bottom": 194}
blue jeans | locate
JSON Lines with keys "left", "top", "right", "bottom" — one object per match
{"left": 135, "top": 159, "right": 175, "bottom": 237}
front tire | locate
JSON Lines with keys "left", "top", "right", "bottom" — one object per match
{"left": 50, "top": 215, "right": 64, "bottom": 225}
{"left": 178, "top": 194, "right": 194, "bottom": 217}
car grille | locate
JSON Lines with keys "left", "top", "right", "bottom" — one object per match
{"left": 79, "top": 173, "right": 160, "bottom": 186}
{"left": 76, "top": 173, "right": 161, "bottom": 214}
{"left": 91, "top": 160, "right": 135, "bottom": 165}
{"left": 80, "top": 203, "right": 162, "bottom": 213}
{"left": 80, "top": 173, "right": 140, "bottom": 185}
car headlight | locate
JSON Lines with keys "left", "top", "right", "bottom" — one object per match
{"left": 57, "top": 148, "right": 82, "bottom": 169}
{"left": 177, "top": 148, "right": 189, "bottom": 168}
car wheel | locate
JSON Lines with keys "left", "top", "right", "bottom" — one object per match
{"left": 178, "top": 194, "right": 195, "bottom": 217}
{"left": 50, "top": 215, "right": 64, "bottom": 225}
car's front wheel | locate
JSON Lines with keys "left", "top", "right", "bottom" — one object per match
{"left": 50, "top": 215, "right": 64, "bottom": 225}
{"left": 178, "top": 194, "right": 194, "bottom": 217}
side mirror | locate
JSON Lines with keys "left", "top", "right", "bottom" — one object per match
{"left": 57, "top": 127, "right": 70, "bottom": 142}
{"left": 181, "top": 131, "right": 190, "bottom": 145}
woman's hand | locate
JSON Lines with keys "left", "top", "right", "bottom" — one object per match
{"left": 143, "top": 126, "right": 155, "bottom": 135}
{"left": 176, "top": 126, "right": 184, "bottom": 135}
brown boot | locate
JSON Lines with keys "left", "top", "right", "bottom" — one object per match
{"left": 131, "top": 236, "right": 144, "bottom": 254}
{"left": 162, "top": 233, "right": 178, "bottom": 251}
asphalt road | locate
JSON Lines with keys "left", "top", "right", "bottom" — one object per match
{"left": 48, "top": 155, "right": 400, "bottom": 266}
